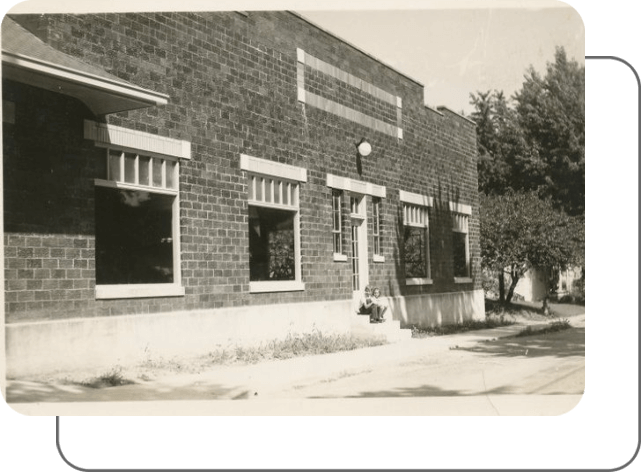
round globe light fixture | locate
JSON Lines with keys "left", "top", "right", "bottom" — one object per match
{"left": 356, "top": 138, "right": 372, "bottom": 157}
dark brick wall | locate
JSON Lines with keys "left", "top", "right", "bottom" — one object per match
{"left": 4, "top": 11, "right": 480, "bottom": 322}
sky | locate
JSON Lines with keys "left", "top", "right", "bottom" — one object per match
{"left": 3, "top": 0, "right": 585, "bottom": 116}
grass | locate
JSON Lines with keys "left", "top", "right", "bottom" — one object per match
{"left": 77, "top": 367, "right": 136, "bottom": 389}
{"left": 515, "top": 319, "right": 572, "bottom": 338}
{"left": 410, "top": 317, "right": 516, "bottom": 338}
{"left": 64, "top": 331, "right": 389, "bottom": 387}
{"left": 203, "top": 331, "right": 387, "bottom": 365}
{"left": 410, "top": 296, "right": 582, "bottom": 339}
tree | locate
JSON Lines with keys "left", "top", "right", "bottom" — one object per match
{"left": 470, "top": 47, "right": 585, "bottom": 216}
{"left": 480, "top": 191, "right": 584, "bottom": 304}
{"left": 469, "top": 90, "right": 543, "bottom": 196}
{"left": 514, "top": 47, "right": 585, "bottom": 216}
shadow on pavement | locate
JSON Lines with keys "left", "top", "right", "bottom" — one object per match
{"left": 457, "top": 327, "right": 585, "bottom": 359}
{"left": 6, "top": 379, "right": 245, "bottom": 403}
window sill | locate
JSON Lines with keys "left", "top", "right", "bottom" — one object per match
{"left": 373, "top": 255, "right": 385, "bottom": 263}
{"left": 454, "top": 277, "right": 473, "bottom": 284}
{"left": 250, "top": 281, "right": 305, "bottom": 293}
{"left": 406, "top": 278, "right": 433, "bottom": 286}
{"left": 333, "top": 253, "right": 348, "bottom": 262}
{"left": 96, "top": 283, "right": 185, "bottom": 299}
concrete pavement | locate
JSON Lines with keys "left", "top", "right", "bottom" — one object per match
{"left": 5, "top": 312, "right": 585, "bottom": 414}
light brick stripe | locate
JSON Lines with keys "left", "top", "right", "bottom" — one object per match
{"left": 302, "top": 89, "right": 401, "bottom": 139}
{"left": 297, "top": 48, "right": 399, "bottom": 108}
{"left": 297, "top": 47, "right": 403, "bottom": 139}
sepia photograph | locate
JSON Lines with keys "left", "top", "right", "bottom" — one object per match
{"left": 2, "top": 0, "right": 585, "bottom": 416}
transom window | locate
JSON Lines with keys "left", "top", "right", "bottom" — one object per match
{"left": 350, "top": 195, "right": 364, "bottom": 218}
{"left": 248, "top": 174, "right": 298, "bottom": 208}
{"left": 105, "top": 148, "right": 178, "bottom": 190}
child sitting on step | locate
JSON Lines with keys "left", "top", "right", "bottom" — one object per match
{"left": 371, "top": 287, "right": 388, "bottom": 323}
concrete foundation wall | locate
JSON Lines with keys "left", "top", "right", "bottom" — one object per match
{"left": 5, "top": 299, "right": 353, "bottom": 377}
{"left": 6, "top": 290, "right": 483, "bottom": 377}
{"left": 387, "top": 289, "right": 485, "bottom": 328}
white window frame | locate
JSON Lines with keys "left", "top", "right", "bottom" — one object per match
{"left": 85, "top": 120, "right": 190, "bottom": 299}
{"left": 400, "top": 190, "right": 433, "bottom": 285}
{"left": 326, "top": 174, "right": 386, "bottom": 264}
{"left": 331, "top": 190, "right": 347, "bottom": 262}
{"left": 241, "top": 154, "right": 306, "bottom": 293}
{"left": 450, "top": 201, "right": 472, "bottom": 283}
{"left": 372, "top": 197, "right": 384, "bottom": 263}
{"left": 94, "top": 147, "right": 184, "bottom": 299}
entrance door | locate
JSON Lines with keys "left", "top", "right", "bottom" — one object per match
{"left": 349, "top": 195, "right": 368, "bottom": 300}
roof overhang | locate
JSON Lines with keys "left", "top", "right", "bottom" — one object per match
{"left": 2, "top": 51, "right": 169, "bottom": 115}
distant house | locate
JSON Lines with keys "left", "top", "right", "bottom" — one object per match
{"left": 2, "top": 11, "right": 482, "bottom": 376}
{"left": 514, "top": 266, "right": 584, "bottom": 302}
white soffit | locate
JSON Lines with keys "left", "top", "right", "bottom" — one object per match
{"left": 2, "top": 17, "right": 169, "bottom": 115}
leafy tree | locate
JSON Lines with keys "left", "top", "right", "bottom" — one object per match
{"left": 480, "top": 191, "right": 584, "bottom": 303}
{"left": 469, "top": 90, "right": 543, "bottom": 196}
{"left": 514, "top": 47, "right": 585, "bottom": 216}
{"left": 471, "top": 47, "right": 584, "bottom": 216}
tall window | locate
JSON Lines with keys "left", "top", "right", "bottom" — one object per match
{"left": 241, "top": 154, "right": 307, "bottom": 293}
{"left": 372, "top": 197, "right": 382, "bottom": 260}
{"left": 332, "top": 190, "right": 343, "bottom": 256}
{"left": 94, "top": 147, "right": 183, "bottom": 298}
{"left": 403, "top": 202, "right": 430, "bottom": 282}
{"left": 452, "top": 212, "right": 470, "bottom": 280}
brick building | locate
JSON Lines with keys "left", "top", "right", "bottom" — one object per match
{"left": 2, "top": 11, "right": 483, "bottom": 376}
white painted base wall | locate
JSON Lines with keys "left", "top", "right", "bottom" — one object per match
{"left": 386, "top": 289, "right": 485, "bottom": 328}
{"left": 5, "top": 290, "right": 484, "bottom": 377}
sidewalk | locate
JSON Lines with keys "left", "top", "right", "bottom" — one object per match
{"left": 5, "top": 312, "right": 584, "bottom": 405}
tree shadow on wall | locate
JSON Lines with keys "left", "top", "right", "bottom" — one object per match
{"left": 386, "top": 179, "right": 471, "bottom": 327}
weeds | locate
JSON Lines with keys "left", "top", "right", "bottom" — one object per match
{"left": 204, "top": 331, "right": 387, "bottom": 365}
{"left": 515, "top": 319, "right": 572, "bottom": 337}
{"left": 78, "top": 367, "right": 135, "bottom": 389}
{"left": 411, "top": 317, "right": 515, "bottom": 338}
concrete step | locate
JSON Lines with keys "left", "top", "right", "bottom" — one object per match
{"left": 350, "top": 314, "right": 413, "bottom": 343}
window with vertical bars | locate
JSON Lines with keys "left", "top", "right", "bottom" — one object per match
{"left": 247, "top": 174, "right": 299, "bottom": 209}
{"left": 105, "top": 148, "right": 179, "bottom": 190}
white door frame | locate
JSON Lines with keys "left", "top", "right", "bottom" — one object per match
{"left": 349, "top": 194, "right": 369, "bottom": 299}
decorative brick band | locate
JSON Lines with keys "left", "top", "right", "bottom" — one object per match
{"left": 301, "top": 90, "right": 401, "bottom": 139}
{"left": 449, "top": 201, "right": 472, "bottom": 215}
{"left": 326, "top": 173, "right": 386, "bottom": 198}
{"left": 297, "top": 48, "right": 403, "bottom": 139}
{"left": 399, "top": 190, "right": 434, "bottom": 207}
{"left": 240, "top": 154, "right": 308, "bottom": 182}
{"left": 84, "top": 120, "right": 191, "bottom": 159}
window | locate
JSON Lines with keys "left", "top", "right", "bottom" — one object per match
{"left": 241, "top": 154, "right": 306, "bottom": 293}
{"left": 403, "top": 203, "right": 431, "bottom": 283}
{"left": 372, "top": 197, "right": 384, "bottom": 262}
{"left": 94, "top": 148, "right": 184, "bottom": 299}
{"left": 399, "top": 190, "right": 433, "bottom": 285}
{"left": 331, "top": 190, "right": 344, "bottom": 259}
{"left": 451, "top": 208, "right": 471, "bottom": 282}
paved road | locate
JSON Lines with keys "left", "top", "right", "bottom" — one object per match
{"left": 271, "top": 323, "right": 585, "bottom": 400}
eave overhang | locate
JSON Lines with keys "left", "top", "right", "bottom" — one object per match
{"left": 2, "top": 51, "right": 169, "bottom": 115}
